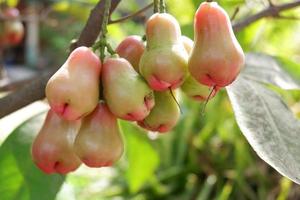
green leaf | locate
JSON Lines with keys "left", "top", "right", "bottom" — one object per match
{"left": 243, "top": 53, "right": 300, "bottom": 90}
{"left": 167, "top": 0, "right": 195, "bottom": 25}
{"left": 227, "top": 76, "right": 300, "bottom": 184}
{"left": 120, "top": 121, "right": 160, "bottom": 193}
{"left": 6, "top": 0, "right": 18, "bottom": 7}
{"left": 0, "top": 113, "right": 65, "bottom": 200}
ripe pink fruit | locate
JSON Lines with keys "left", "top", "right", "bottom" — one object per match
{"left": 74, "top": 102, "right": 124, "bottom": 167}
{"left": 3, "top": 21, "right": 24, "bottom": 45}
{"left": 188, "top": 2, "right": 245, "bottom": 87}
{"left": 0, "top": 8, "right": 24, "bottom": 46}
{"left": 140, "top": 13, "right": 188, "bottom": 91}
{"left": 46, "top": 47, "right": 101, "bottom": 121}
{"left": 31, "top": 110, "right": 81, "bottom": 174}
{"left": 102, "top": 57, "right": 154, "bottom": 121}
{"left": 181, "top": 36, "right": 219, "bottom": 101}
{"left": 116, "top": 35, "right": 145, "bottom": 73}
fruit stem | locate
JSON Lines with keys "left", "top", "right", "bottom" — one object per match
{"left": 154, "top": 0, "right": 159, "bottom": 13}
{"left": 91, "top": 0, "right": 115, "bottom": 62}
{"left": 159, "top": 0, "right": 166, "bottom": 13}
{"left": 106, "top": 42, "right": 116, "bottom": 56}
{"left": 200, "top": 85, "right": 216, "bottom": 116}
{"left": 100, "top": 0, "right": 111, "bottom": 62}
{"left": 169, "top": 88, "right": 183, "bottom": 114}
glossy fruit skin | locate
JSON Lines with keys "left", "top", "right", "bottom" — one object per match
{"left": 138, "top": 90, "right": 180, "bottom": 133}
{"left": 116, "top": 35, "right": 145, "bottom": 73}
{"left": 181, "top": 36, "right": 219, "bottom": 101}
{"left": 31, "top": 110, "right": 81, "bottom": 174}
{"left": 0, "top": 8, "right": 24, "bottom": 46}
{"left": 188, "top": 2, "right": 245, "bottom": 87}
{"left": 139, "top": 13, "right": 188, "bottom": 91}
{"left": 102, "top": 57, "right": 155, "bottom": 121}
{"left": 74, "top": 102, "right": 124, "bottom": 167}
{"left": 46, "top": 46, "right": 101, "bottom": 121}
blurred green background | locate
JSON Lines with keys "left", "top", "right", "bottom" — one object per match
{"left": 0, "top": 0, "right": 300, "bottom": 200}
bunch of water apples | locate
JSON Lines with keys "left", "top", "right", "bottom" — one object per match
{"left": 32, "top": 2, "right": 245, "bottom": 174}
{"left": 0, "top": 8, "right": 24, "bottom": 47}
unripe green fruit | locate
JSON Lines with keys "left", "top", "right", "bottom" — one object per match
{"left": 181, "top": 36, "right": 218, "bottom": 101}
{"left": 181, "top": 76, "right": 218, "bottom": 101}
{"left": 31, "top": 110, "right": 81, "bottom": 174}
{"left": 116, "top": 35, "right": 145, "bottom": 73}
{"left": 74, "top": 102, "right": 124, "bottom": 168}
{"left": 46, "top": 46, "right": 101, "bottom": 121}
{"left": 140, "top": 13, "right": 188, "bottom": 91}
{"left": 102, "top": 57, "right": 155, "bottom": 121}
{"left": 138, "top": 90, "right": 180, "bottom": 133}
{"left": 188, "top": 2, "right": 245, "bottom": 87}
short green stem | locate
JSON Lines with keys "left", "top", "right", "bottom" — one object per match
{"left": 154, "top": 0, "right": 159, "bottom": 13}
{"left": 159, "top": 0, "right": 166, "bottom": 13}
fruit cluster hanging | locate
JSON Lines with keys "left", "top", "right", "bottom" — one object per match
{"left": 32, "top": 0, "right": 245, "bottom": 174}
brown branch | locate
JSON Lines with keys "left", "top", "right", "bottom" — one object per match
{"left": 69, "top": 0, "right": 121, "bottom": 51}
{"left": 108, "top": 2, "right": 153, "bottom": 24}
{"left": 233, "top": 0, "right": 300, "bottom": 32}
{"left": 0, "top": 0, "right": 122, "bottom": 119}
{"left": 0, "top": 77, "right": 35, "bottom": 92}
{"left": 231, "top": 7, "right": 240, "bottom": 21}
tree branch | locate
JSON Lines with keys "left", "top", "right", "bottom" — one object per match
{"left": 70, "top": 0, "right": 121, "bottom": 51}
{"left": 108, "top": 2, "right": 153, "bottom": 24}
{"left": 0, "top": 0, "right": 122, "bottom": 119}
{"left": 1, "top": 0, "right": 300, "bottom": 118}
{"left": 233, "top": 0, "right": 300, "bottom": 32}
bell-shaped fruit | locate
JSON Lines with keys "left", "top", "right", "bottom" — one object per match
{"left": 139, "top": 13, "right": 188, "bottom": 91}
{"left": 3, "top": 21, "right": 24, "bottom": 45}
{"left": 188, "top": 2, "right": 245, "bottom": 87}
{"left": 116, "top": 35, "right": 145, "bottom": 73}
{"left": 0, "top": 8, "right": 24, "bottom": 46}
{"left": 31, "top": 110, "right": 81, "bottom": 174}
{"left": 46, "top": 46, "right": 101, "bottom": 121}
{"left": 181, "top": 36, "right": 219, "bottom": 101}
{"left": 102, "top": 57, "right": 154, "bottom": 121}
{"left": 138, "top": 90, "right": 180, "bottom": 133}
{"left": 74, "top": 102, "right": 124, "bottom": 167}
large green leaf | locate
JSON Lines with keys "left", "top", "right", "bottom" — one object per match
{"left": 120, "top": 121, "right": 160, "bottom": 193}
{"left": 0, "top": 113, "right": 65, "bottom": 200}
{"left": 227, "top": 75, "right": 300, "bottom": 184}
{"left": 243, "top": 53, "right": 300, "bottom": 90}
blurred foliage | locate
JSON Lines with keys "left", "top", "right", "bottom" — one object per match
{"left": 1, "top": 0, "right": 300, "bottom": 200}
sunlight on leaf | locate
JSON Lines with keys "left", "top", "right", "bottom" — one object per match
{"left": 227, "top": 76, "right": 300, "bottom": 184}
{"left": 168, "top": 0, "right": 194, "bottom": 25}
{"left": 242, "top": 53, "right": 300, "bottom": 90}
